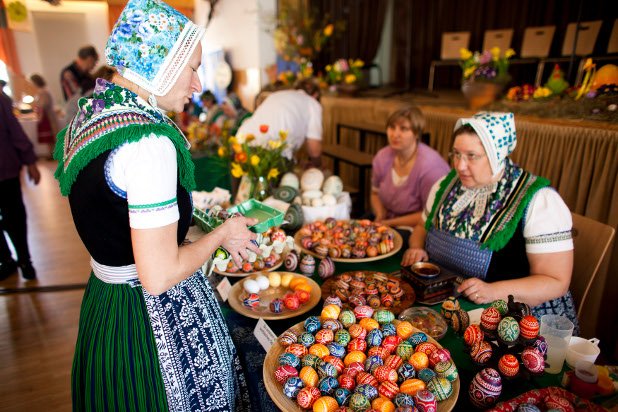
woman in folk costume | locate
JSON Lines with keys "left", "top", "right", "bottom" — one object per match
{"left": 55, "top": 0, "right": 259, "bottom": 410}
{"left": 402, "top": 112, "right": 579, "bottom": 333}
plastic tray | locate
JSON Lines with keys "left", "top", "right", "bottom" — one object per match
{"left": 227, "top": 199, "right": 284, "bottom": 233}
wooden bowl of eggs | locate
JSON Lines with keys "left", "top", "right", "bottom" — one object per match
{"left": 228, "top": 272, "right": 322, "bottom": 320}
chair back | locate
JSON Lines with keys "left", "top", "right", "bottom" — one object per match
{"left": 521, "top": 26, "right": 556, "bottom": 58}
{"left": 608, "top": 19, "right": 618, "bottom": 54}
{"left": 570, "top": 213, "right": 615, "bottom": 337}
{"left": 482, "top": 29, "right": 514, "bottom": 53}
{"left": 561, "top": 20, "right": 602, "bottom": 56}
{"left": 440, "top": 31, "right": 470, "bottom": 60}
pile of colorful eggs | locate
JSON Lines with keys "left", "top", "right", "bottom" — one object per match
{"left": 224, "top": 227, "right": 290, "bottom": 273}
{"left": 297, "top": 219, "right": 396, "bottom": 260}
{"left": 285, "top": 250, "right": 336, "bottom": 279}
{"left": 323, "top": 271, "right": 408, "bottom": 311}
{"left": 273, "top": 305, "right": 458, "bottom": 411}
{"left": 242, "top": 273, "right": 312, "bottom": 313}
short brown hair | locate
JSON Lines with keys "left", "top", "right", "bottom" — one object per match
{"left": 78, "top": 45, "right": 99, "bottom": 60}
{"left": 386, "top": 106, "right": 425, "bottom": 138}
{"left": 30, "top": 74, "right": 46, "bottom": 88}
{"left": 295, "top": 78, "right": 321, "bottom": 100}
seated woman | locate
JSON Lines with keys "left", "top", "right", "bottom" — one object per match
{"left": 221, "top": 93, "right": 251, "bottom": 136}
{"left": 402, "top": 112, "right": 578, "bottom": 332}
{"left": 371, "top": 106, "right": 450, "bottom": 229}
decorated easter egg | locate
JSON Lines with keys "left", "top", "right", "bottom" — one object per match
{"left": 270, "top": 298, "right": 284, "bottom": 313}
{"left": 396, "top": 341, "right": 415, "bottom": 360}
{"left": 373, "top": 309, "right": 396, "bottom": 325}
{"left": 279, "top": 330, "right": 298, "bottom": 346}
{"left": 347, "top": 338, "right": 367, "bottom": 353}
{"left": 279, "top": 352, "right": 301, "bottom": 368}
{"left": 303, "top": 354, "right": 322, "bottom": 369}
{"left": 521, "top": 347, "right": 545, "bottom": 374}
{"left": 434, "top": 360, "right": 458, "bottom": 382}
{"left": 468, "top": 368, "right": 502, "bottom": 409}
{"left": 275, "top": 364, "right": 299, "bottom": 384}
{"left": 366, "top": 295, "right": 380, "bottom": 309}
{"left": 373, "top": 395, "right": 396, "bottom": 410}
{"left": 301, "top": 168, "right": 325, "bottom": 191}
{"left": 382, "top": 335, "right": 402, "bottom": 353}
{"left": 348, "top": 294, "right": 366, "bottom": 307}
{"left": 367, "top": 329, "right": 384, "bottom": 347}
{"left": 382, "top": 323, "right": 397, "bottom": 337}
{"left": 429, "top": 348, "right": 451, "bottom": 367}
{"left": 319, "top": 257, "right": 336, "bottom": 279}
{"left": 490, "top": 299, "right": 509, "bottom": 316}
{"left": 365, "top": 355, "right": 384, "bottom": 375}
{"left": 374, "top": 365, "right": 398, "bottom": 383}
{"left": 300, "top": 366, "right": 320, "bottom": 387}
{"left": 255, "top": 275, "right": 269, "bottom": 290}
{"left": 282, "top": 377, "right": 304, "bottom": 400}
{"left": 398, "top": 363, "right": 417, "bottom": 382}
{"left": 284, "top": 293, "right": 300, "bottom": 310}
{"left": 299, "top": 332, "right": 317, "bottom": 347}
{"left": 471, "top": 340, "right": 493, "bottom": 365}
{"left": 348, "top": 392, "right": 370, "bottom": 411}
{"left": 441, "top": 297, "right": 460, "bottom": 320}
{"left": 450, "top": 309, "right": 470, "bottom": 334}
{"left": 344, "top": 351, "right": 366, "bottom": 366}
{"left": 338, "top": 310, "right": 356, "bottom": 328}
{"left": 396, "top": 321, "right": 415, "bottom": 340}
{"left": 418, "top": 368, "right": 437, "bottom": 383}
{"left": 415, "top": 342, "right": 438, "bottom": 356}
{"left": 414, "top": 389, "right": 437, "bottom": 412}
{"left": 281, "top": 272, "right": 294, "bottom": 287}
{"left": 287, "top": 343, "right": 309, "bottom": 358}
{"left": 384, "top": 354, "right": 404, "bottom": 370}
{"left": 317, "top": 376, "right": 339, "bottom": 396}
{"left": 284, "top": 250, "right": 299, "bottom": 271}
{"left": 409, "top": 351, "right": 429, "bottom": 370}
{"left": 304, "top": 316, "right": 322, "bottom": 333}
{"left": 517, "top": 404, "right": 541, "bottom": 412}
{"left": 464, "top": 324, "right": 484, "bottom": 346}
{"left": 333, "top": 387, "right": 351, "bottom": 407}
{"left": 356, "top": 371, "right": 378, "bottom": 387}
{"left": 313, "top": 395, "right": 339, "bottom": 412}
{"left": 368, "top": 346, "right": 389, "bottom": 360}
{"left": 348, "top": 324, "right": 367, "bottom": 340}
{"left": 408, "top": 332, "right": 428, "bottom": 346}
{"left": 426, "top": 377, "right": 452, "bottom": 401}
{"left": 335, "top": 329, "right": 351, "bottom": 347}
{"left": 544, "top": 394, "right": 575, "bottom": 412}
{"left": 356, "top": 383, "right": 379, "bottom": 401}
{"left": 394, "top": 392, "right": 415, "bottom": 407}
{"left": 498, "top": 316, "right": 520, "bottom": 343}
{"left": 377, "top": 381, "right": 399, "bottom": 399}
{"left": 316, "top": 329, "right": 335, "bottom": 345}
{"left": 243, "top": 279, "right": 260, "bottom": 294}
{"left": 380, "top": 294, "right": 395, "bottom": 308}
{"left": 338, "top": 374, "right": 356, "bottom": 391}
{"left": 297, "top": 386, "right": 321, "bottom": 409}
{"left": 519, "top": 315, "right": 540, "bottom": 341}
{"left": 359, "top": 318, "right": 380, "bottom": 332}
{"left": 300, "top": 254, "right": 317, "bottom": 275}
{"left": 327, "top": 342, "right": 346, "bottom": 359}
{"left": 322, "top": 304, "right": 342, "bottom": 320}
{"left": 399, "top": 378, "right": 426, "bottom": 396}
{"left": 296, "top": 289, "right": 311, "bottom": 304}
{"left": 498, "top": 354, "right": 520, "bottom": 377}
{"left": 310, "top": 343, "right": 330, "bottom": 359}
{"left": 324, "top": 355, "right": 345, "bottom": 373}
{"left": 532, "top": 336, "right": 548, "bottom": 358}
{"left": 481, "top": 307, "right": 501, "bottom": 331}
{"left": 353, "top": 305, "right": 374, "bottom": 320}
{"left": 242, "top": 293, "right": 260, "bottom": 308}
{"left": 324, "top": 295, "right": 343, "bottom": 308}
{"left": 323, "top": 319, "right": 344, "bottom": 332}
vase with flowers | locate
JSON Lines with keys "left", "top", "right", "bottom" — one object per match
{"left": 218, "top": 125, "right": 290, "bottom": 202}
{"left": 459, "top": 47, "right": 515, "bottom": 109}
{"left": 325, "top": 58, "right": 364, "bottom": 95}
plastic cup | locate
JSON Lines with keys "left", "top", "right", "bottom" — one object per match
{"left": 540, "top": 314, "right": 574, "bottom": 374}
{"left": 566, "top": 337, "right": 600, "bottom": 368}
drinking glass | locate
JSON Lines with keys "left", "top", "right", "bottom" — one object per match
{"left": 540, "top": 314, "right": 574, "bottom": 374}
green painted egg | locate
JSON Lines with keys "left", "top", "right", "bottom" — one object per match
{"left": 434, "top": 360, "right": 459, "bottom": 382}
{"left": 373, "top": 309, "right": 395, "bottom": 325}
{"left": 426, "top": 377, "right": 453, "bottom": 401}
{"left": 334, "top": 329, "right": 351, "bottom": 346}
{"left": 396, "top": 341, "right": 414, "bottom": 360}
{"left": 497, "top": 316, "right": 520, "bottom": 343}
{"left": 490, "top": 299, "right": 508, "bottom": 316}
{"left": 349, "top": 392, "right": 370, "bottom": 411}
{"left": 282, "top": 204, "right": 303, "bottom": 231}
{"left": 338, "top": 309, "right": 357, "bottom": 328}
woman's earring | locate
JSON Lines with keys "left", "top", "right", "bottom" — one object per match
{"left": 148, "top": 94, "right": 158, "bottom": 108}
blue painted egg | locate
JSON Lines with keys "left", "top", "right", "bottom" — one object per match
{"left": 301, "top": 354, "right": 321, "bottom": 369}
{"left": 283, "top": 376, "right": 304, "bottom": 399}
{"left": 317, "top": 361, "right": 338, "bottom": 378}
{"left": 323, "top": 319, "right": 344, "bottom": 331}
{"left": 418, "top": 368, "right": 437, "bottom": 383}
{"left": 242, "top": 293, "right": 260, "bottom": 308}
{"left": 381, "top": 323, "right": 397, "bottom": 337}
{"left": 334, "top": 387, "right": 351, "bottom": 406}
{"left": 334, "top": 329, "right": 351, "bottom": 346}
{"left": 355, "top": 383, "right": 379, "bottom": 401}
{"left": 299, "top": 332, "right": 316, "bottom": 347}
{"left": 408, "top": 332, "right": 429, "bottom": 347}
{"left": 398, "top": 363, "right": 417, "bottom": 383}
{"left": 278, "top": 352, "right": 300, "bottom": 368}
{"left": 364, "top": 355, "right": 384, "bottom": 374}
{"left": 327, "top": 342, "right": 346, "bottom": 359}
{"left": 318, "top": 376, "right": 339, "bottom": 395}
{"left": 304, "top": 316, "right": 321, "bottom": 333}
{"left": 366, "top": 328, "right": 384, "bottom": 347}
{"left": 394, "top": 392, "right": 415, "bottom": 407}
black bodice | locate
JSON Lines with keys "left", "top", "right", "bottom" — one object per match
{"left": 68, "top": 149, "right": 192, "bottom": 266}
{"left": 486, "top": 220, "right": 530, "bottom": 281}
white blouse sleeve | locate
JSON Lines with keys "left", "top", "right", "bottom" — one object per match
{"left": 107, "top": 134, "right": 179, "bottom": 229}
{"left": 421, "top": 177, "right": 445, "bottom": 223}
{"left": 523, "top": 187, "right": 573, "bottom": 254}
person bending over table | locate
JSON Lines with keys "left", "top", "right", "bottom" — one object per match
{"left": 55, "top": 0, "right": 260, "bottom": 409}
{"left": 221, "top": 92, "right": 251, "bottom": 137}
{"left": 401, "top": 112, "right": 579, "bottom": 333}
{"left": 371, "top": 106, "right": 449, "bottom": 228}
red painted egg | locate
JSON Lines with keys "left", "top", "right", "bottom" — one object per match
{"left": 356, "top": 371, "right": 379, "bottom": 387}
{"left": 381, "top": 335, "right": 402, "bottom": 353}
{"left": 284, "top": 293, "right": 300, "bottom": 310}
{"left": 343, "top": 361, "right": 364, "bottom": 377}
{"left": 384, "top": 354, "right": 404, "bottom": 370}
{"left": 274, "top": 365, "right": 298, "bottom": 384}
{"left": 429, "top": 348, "right": 451, "bottom": 367}
{"left": 544, "top": 394, "right": 575, "bottom": 412}
{"left": 286, "top": 343, "right": 308, "bottom": 358}
{"left": 348, "top": 324, "right": 367, "bottom": 340}
{"left": 471, "top": 341, "right": 493, "bottom": 365}
{"left": 521, "top": 347, "right": 545, "bottom": 374}
{"left": 464, "top": 324, "right": 484, "bottom": 347}
{"left": 315, "top": 329, "right": 334, "bottom": 345}
{"left": 378, "top": 381, "right": 399, "bottom": 399}
{"left": 416, "top": 342, "right": 438, "bottom": 356}
{"left": 338, "top": 374, "right": 356, "bottom": 391}
{"left": 347, "top": 338, "right": 367, "bottom": 352}
{"left": 480, "top": 307, "right": 501, "bottom": 331}
{"left": 368, "top": 346, "right": 390, "bottom": 359}
{"left": 324, "top": 356, "right": 345, "bottom": 374}
{"left": 519, "top": 315, "right": 540, "bottom": 340}
{"left": 498, "top": 354, "right": 520, "bottom": 377}
{"left": 297, "top": 386, "right": 321, "bottom": 409}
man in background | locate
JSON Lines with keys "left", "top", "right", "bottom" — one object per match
{"left": 60, "top": 45, "right": 99, "bottom": 101}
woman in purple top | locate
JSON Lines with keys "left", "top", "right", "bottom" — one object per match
{"left": 370, "top": 106, "right": 450, "bottom": 228}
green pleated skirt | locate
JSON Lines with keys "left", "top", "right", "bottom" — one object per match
{"left": 72, "top": 274, "right": 168, "bottom": 411}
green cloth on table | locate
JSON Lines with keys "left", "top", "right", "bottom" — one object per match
{"left": 192, "top": 155, "right": 232, "bottom": 192}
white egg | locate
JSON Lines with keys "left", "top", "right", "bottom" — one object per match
{"left": 321, "top": 193, "right": 337, "bottom": 206}
{"left": 303, "top": 189, "right": 323, "bottom": 199}
{"left": 280, "top": 172, "right": 300, "bottom": 190}
{"left": 300, "top": 168, "right": 324, "bottom": 191}
{"left": 255, "top": 275, "right": 270, "bottom": 290}
{"left": 323, "top": 176, "right": 343, "bottom": 196}
{"left": 243, "top": 279, "right": 260, "bottom": 294}
{"left": 293, "top": 196, "right": 302, "bottom": 205}
{"left": 311, "top": 197, "right": 324, "bottom": 207}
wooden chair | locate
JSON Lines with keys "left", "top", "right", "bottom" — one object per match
{"left": 570, "top": 213, "right": 616, "bottom": 337}
{"left": 427, "top": 31, "right": 471, "bottom": 92}
{"left": 482, "top": 29, "right": 514, "bottom": 53}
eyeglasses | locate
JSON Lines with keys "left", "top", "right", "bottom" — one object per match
{"left": 448, "top": 150, "right": 485, "bottom": 163}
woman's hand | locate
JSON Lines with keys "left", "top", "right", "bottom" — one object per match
{"left": 218, "top": 216, "right": 261, "bottom": 266}
{"left": 402, "top": 247, "right": 428, "bottom": 266}
{"left": 457, "top": 277, "right": 495, "bottom": 304}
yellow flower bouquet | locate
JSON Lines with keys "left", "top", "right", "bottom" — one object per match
{"left": 459, "top": 47, "right": 515, "bottom": 83}
{"left": 325, "top": 58, "right": 364, "bottom": 86}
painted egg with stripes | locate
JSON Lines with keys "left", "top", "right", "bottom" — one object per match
{"left": 348, "top": 324, "right": 367, "bottom": 340}
{"left": 498, "top": 354, "right": 520, "bottom": 377}
{"left": 450, "top": 308, "right": 470, "bottom": 334}
{"left": 316, "top": 329, "right": 335, "bottom": 345}
{"left": 318, "top": 361, "right": 338, "bottom": 379}
{"left": 275, "top": 364, "right": 299, "bottom": 384}
{"left": 279, "top": 330, "right": 298, "bottom": 346}
{"left": 353, "top": 305, "right": 374, "bottom": 319}
{"left": 355, "top": 383, "right": 379, "bottom": 401}
{"left": 338, "top": 310, "right": 356, "bottom": 328}
{"left": 481, "top": 307, "right": 501, "bottom": 331}
{"left": 283, "top": 376, "right": 304, "bottom": 399}
{"left": 426, "top": 377, "right": 452, "bottom": 401}
{"left": 286, "top": 343, "right": 308, "bottom": 358}
{"left": 382, "top": 335, "right": 402, "bottom": 353}
{"left": 326, "top": 342, "right": 346, "bottom": 359}
{"left": 464, "top": 324, "right": 484, "bottom": 347}
{"left": 324, "top": 356, "right": 345, "bottom": 374}
{"left": 284, "top": 250, "right": 299, "bottom": 271}
{"left": 519, "top": 315, "right": 540, "bottom": 341}
{"left": 414, "top": 389, "right": 437, "bottom": 412}
{"left": 338, "top": 374, "right": 356, "bottom": 391}
{"left": 278, "top": 352, "right": 300, "bottom": 368}
{"left": 384, "top": 354, "right": 403, "bottom": 370}
{"left": 471, "top": 341, "right": 493, "bottom": 365}
{"left": 343, "top": 361, "right": 364, "bottom": 377}
{"left": 429, "top": 348, "right": 451, "bottom": 367}
{"left": 324, "top": 295, "right": 343, "bottom": 308}
{"left": 356, "top": 371, "right": 378, "bottom": 387}
{"left": 318, "top": 376, "right": 339, "bottom": 396}
{"left": 322, "top": 319, "right": 344, "bottom": 332}
{"left": 373, "top": 309, "right": 396, "bottom": 325}
{"left": 490, "top": 299, "right": 508, "bottom": 316}
{"left": 373, "top": 365, "right": 398, "bottom": 383}
{"left": 377, "top": 381, "right": 399, "bottom": 399}
{"left": 434, "top": 360, "right": 459, "bottom": 382}
{"left": 299, "top": 332, "right": 316, "bottom": 347}
{"left": 302, "top": 354, "right": 322, "bottom": 369}
{"left": 415, "top": 342, "right": 438, "bottom": 356}
{"left": 367, "top": 346, "right": 389, "bottom": 360}
{"left": 468, "top": 368, "right": 502, "bottom": 409}
{"left": 521, "top": 347, "right": 544, "bottom": 374}
{"left": 398, "top": 363, "right": 417, "bottom": 383}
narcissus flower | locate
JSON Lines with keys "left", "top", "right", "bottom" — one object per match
{"left": 267, "top": 168, "right": 280, "bottom": 180}
{"left": 231, "top": 163, "right": 244, "bottom": 178}
{"left": 250, "top": 155, "right": 260, "bottom": 166}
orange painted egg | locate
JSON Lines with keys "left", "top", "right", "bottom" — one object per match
{"left": 368, "top": 346, "right": 390, "bottom": 359}
{"left": 315, "top": 329, "right": 334, "bottom": 345}
{"left": 356, "top": 371, "right": 379, "bottom": 387}
{"left": 295, "top": 282, "right": 313, "bottom": 294}
{"left": 519, "top": 315, "right": 540, "bottom": 340}
{"left": 286, "top": 343, "right": 308, "bottom": 357}
{"left": 372, "top": 396, "right": 396, "bottom": 411}
{"left": 284, "top": 293, "right": 300, "bottom": 310}
{"left": 464, "top": 324, "right": 484, "bottom": 346}
{"left": 300, "top": 366, "right": 319, "bottom": 387}
{"left": 400, "top": 378, "right": 426, "bottom": 396}
{"left": 498, "top": 354, "right": 520, "bottom": 377}
{"left": 321, "top": 304, "right": 341, "bottom": 320}
{"left": 344, "top": 350, "right": 367, "bottom": 366}
{"left": 359, "top": 317, "right": 380, "bottom": 331}
{"left": 384, "top": 354, "right": 403, "bottom": 370}
{"left": 309, "top": 343, "right": 330, "bottom": 359}
{"left": 289, "top": 277, "right": 308, "bottom": 290}
{"left": 480, "top": 307, "right": 501, "bottom": 331}
{"left": 295, "top": 289, "right": 311, "bottom": 304}
{"left": 377, "top": 381, "right": 399, "bottom": 400}
{"left": 409, "top": 352, "right": 429, "bottom": 370}
{"left": 396, "top": 321, "right": 414, "bottom": 339}
{"left": 415, "top": 342, "right": 438, "bottom": 356}
{"left": 348, "top": 324, "right": 367, "bottom": 340}
{"left": 297, "top": 386, "right": 321, "bottom": 409}
{"left": 312, "top": 396, "right": 339, "bottom": 412}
